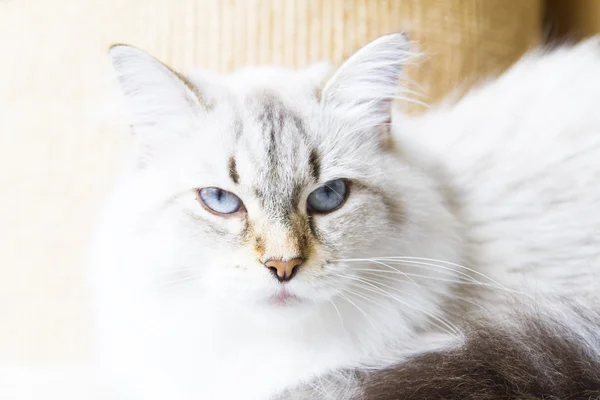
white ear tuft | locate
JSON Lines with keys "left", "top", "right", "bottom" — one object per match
{"left": 321, "top": 33, "right": 410, "bottom": 132}
{"left": 108, "top": 45, "right": 206, "bottom": 164}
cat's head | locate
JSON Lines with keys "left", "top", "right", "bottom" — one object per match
{"left": 99, "top": 34, "right": 461, "bottom": 323}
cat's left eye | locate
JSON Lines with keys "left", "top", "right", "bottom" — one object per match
{"left": 197, "top": 188, "right": 244, "bottom": 215}
{"left": 307, "top": 179, "right": 349, "bottom": 214}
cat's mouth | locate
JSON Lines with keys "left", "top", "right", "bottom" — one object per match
{"left": 269, "top": 288, "right": 301, "bottom": 306}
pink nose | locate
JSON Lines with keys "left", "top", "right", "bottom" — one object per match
{"left": 264, "top": 258, "right": 304, "bottom": 282}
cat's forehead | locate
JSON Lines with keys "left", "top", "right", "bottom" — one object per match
{"left": 211, "top": 66, "right": 326, "bottom": 161}
{"left": 232, "top": 90, "right": 320, "bottom": 216}
{"left": 243, "top": 90, "right": 311, "bottom": 144}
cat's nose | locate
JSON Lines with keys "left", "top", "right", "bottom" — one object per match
{"left": 264, "top": 258, "right": 304, "bottom": 282}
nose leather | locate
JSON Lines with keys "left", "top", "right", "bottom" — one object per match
{"left": 264, "top": 258, "right": 304, "bottom": 282}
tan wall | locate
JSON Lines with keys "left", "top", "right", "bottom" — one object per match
{"left": 0, "top": 0, "right": 553, "bottom": 365}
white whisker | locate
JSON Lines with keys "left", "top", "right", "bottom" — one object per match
{"left": 360, "top": 260, "right": 421, "bottom": 288}
{"left": 355, "top": 271, "right": 489, "bottom": 314}
{"left": 357, "top": 269, "right": 479, "bottom": 285}
{"left": 333, "top": 257, "right": 482, "bottom": 285}
{"left": 379, "top": 257, "right": 506, "bottom": 287}
{"left": 329, "top": 299, "right": 345, "bottom": 330}
{"left": 347, "top": 279, "right": 459, "bottom": 337}
{"left": 337, "top": 291, "right": 378, "bottom": 331}
{"left": 333, "top": 256, "right": 505, "bottom": 288}
{"left": 353, "top": 265, "right": 476, "bottom": 282}
{"left": 337, "top": 273, "right": 460, "bottom": 336}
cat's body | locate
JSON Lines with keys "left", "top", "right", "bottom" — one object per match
{"left": 90, "top": 35, "right": 600, "bottom": 399}
{"left": 399, "top": 41, "right": 600, "bottom": 301}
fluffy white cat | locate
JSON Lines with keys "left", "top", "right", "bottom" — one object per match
{"left": 89, "top": 34, "right": 600, "bottom": 399}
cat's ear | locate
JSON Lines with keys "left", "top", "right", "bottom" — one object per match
{"left": 321, "top": 33, "right": 409, "bottom": 140}
{"left": 108, "top": 45, "right": 207, "bottom": 164}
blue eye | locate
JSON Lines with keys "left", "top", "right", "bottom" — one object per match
{"left": 198, "top": 188, "right": 243, "bottom": 215}
{"left": 307, "top": 179, "right": 348, "bottom": 214}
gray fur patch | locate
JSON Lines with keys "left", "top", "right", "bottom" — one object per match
{"left": 228, "top": 156, "right": 239, "bottom": 184}
{"left": 358, "top": 306, "right": 600, "bottom": 400}
{"left": 309, "top": 149, "right": 320, "bottom": 181}
{"left": 244, "top": 91, "right": 311, "bottom": 222}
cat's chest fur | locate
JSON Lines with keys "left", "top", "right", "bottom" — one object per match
{"left": 169, "top": 326, "right": 324, "bottom": 399}
{"left": 103, "top": 300, "right": 363, "bottom": 399}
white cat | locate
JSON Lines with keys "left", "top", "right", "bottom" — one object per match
{"left": 89, "top": 34, "right": 600, "bottom": 399}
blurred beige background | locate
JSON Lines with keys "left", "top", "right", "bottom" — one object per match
{"left": 0, "top": 0, "right": 596, "bottom": 373}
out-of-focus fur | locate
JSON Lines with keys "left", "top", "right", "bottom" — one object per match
{"left": 89, "top": 35, "right": 600, "bottom": 399}
{"left": 358, "top": 303, "right": 600, "bottom": 400}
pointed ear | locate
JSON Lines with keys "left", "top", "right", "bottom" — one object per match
{"left": 321, "top": 33, "right": 410, "bottom": 136}
{"left": 108, "top": 45, "right": 207, "bottom": 163}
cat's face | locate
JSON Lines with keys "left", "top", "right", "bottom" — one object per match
{"left": 102, "top": 35, "right": 459, "bottom": 320}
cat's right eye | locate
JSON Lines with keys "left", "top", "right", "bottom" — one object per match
{"left": 197, "top": 187, "right": 244, "bottom": 215}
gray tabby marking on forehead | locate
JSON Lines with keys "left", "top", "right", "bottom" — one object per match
{"left": 228, "top": 157, "right": 239, "bottom": 184}
{"left": 243, "top": 91, "right": 311, "bottom": 219}
{"left": 246, "top": 91, "right": 307, "bottom": 147}
{"left": 233, "top": 116, "right": 244, "bottom": 141}
{"left": 309, "top": 150, "right": 320, "bottom": 182}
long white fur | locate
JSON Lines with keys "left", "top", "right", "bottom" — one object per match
{"left": 89, "top": 35, "right": 600, "bottom": 399}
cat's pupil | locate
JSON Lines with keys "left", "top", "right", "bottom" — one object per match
{"left": 216, "top": 189, "right": 223, "bottom": 201}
